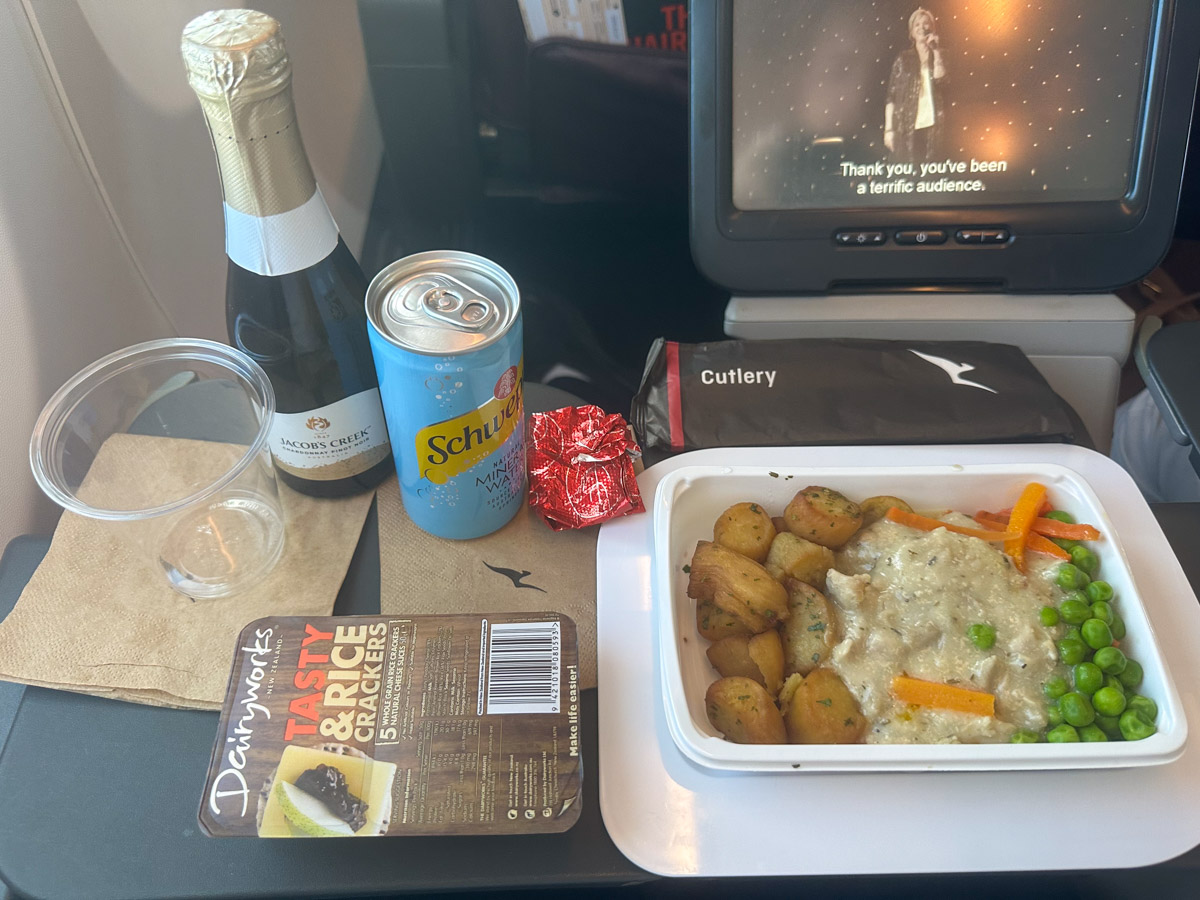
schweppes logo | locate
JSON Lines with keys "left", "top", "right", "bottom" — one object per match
{"left": 417, "top": 362, "right": 523, "bottom": 485}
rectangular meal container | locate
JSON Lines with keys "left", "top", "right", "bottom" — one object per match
{"left": 652, "top": 460, "right": 1187, "bottom": 772}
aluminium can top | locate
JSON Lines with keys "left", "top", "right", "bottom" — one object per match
{"left": 365, "top": 250, "right": 521, "bottom": 356}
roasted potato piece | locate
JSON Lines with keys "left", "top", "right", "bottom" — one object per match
{"left": 705, "top": 676, "right": 787, "bottom": 744}
{"left": 783, "top": 486, "right": 863, "bottom": 548}
{"left": 780, "top": 668, "right": 865, "bottom": 744}
{"left": 763, "top": 532, "right": 835, "bottom": 589}
{"left": 713, "top": 502, "right": 776, "bottom": 563}
{"left": 771, "top": 516, "right": 789, "bottom": 535}
{"left": 696, "top": 599, "right": 753, "bottom": 642}
{"left": 779, "top": 579, "right": 838, "bottom": 676}
{"left": 748, "top": 630, "right": 785, "bottom": 696}
{"left": 687, "top": 541, "right": 789, "bottom": 633}
{"left": 705, "top": 635, "right": 761, "bottom": 684}
{"left": 705, "top": 631, "right": 784, "bottom": 696}
{"left": 859, "top": 495, "right": 914, "bottom": 527}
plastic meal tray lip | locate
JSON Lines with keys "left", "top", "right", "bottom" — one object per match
{"left": 652, "top": 461, "right": 1188, "bottom": 773}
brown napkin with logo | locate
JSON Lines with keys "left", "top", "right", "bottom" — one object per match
{"left": 376, "top": 473, "right": 599, "bottom": 688}
{"left": 0, "top": 433, "right": 373, "bottom": 709}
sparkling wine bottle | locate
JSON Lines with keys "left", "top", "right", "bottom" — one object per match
{"left": 182, "top": 9, "right": 392, "bottom": 497}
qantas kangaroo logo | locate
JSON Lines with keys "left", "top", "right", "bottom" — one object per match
{"left": 908, "top": 350, "right": 998, "bottom": 394}
{"left": 483, "top": 561, "right": 547, "bottom": 593}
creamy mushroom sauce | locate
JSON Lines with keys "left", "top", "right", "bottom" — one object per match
{"left": 827, "top": 515, "right": 1064, "bottom": 743}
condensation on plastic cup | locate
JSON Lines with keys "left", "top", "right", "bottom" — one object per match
{"left": 30, "top": 338, "right": 285, "bottom": 600}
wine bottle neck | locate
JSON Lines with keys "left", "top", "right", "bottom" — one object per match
{"left": 194, "top": 77, "right": 338, "bottom": 276}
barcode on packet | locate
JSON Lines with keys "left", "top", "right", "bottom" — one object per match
{"left": 485, "top": 620, "right": 561, "bottom": 715}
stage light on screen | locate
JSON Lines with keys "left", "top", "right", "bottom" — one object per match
{"left": 964, "top": 0, "right": 1024, "bottom": 41}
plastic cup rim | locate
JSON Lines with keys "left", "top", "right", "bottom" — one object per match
{"left": 29, "top": 337, "right": 277, "bottom": 522}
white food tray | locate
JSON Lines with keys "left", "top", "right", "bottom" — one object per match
{"left": 653, "top": 461, "right": 1186, "bottom": 772}
{"left": 596, "top": 445, "right": 1200, "bottom": 877}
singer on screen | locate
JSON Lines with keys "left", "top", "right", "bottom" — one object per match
{"left": 885, "top": 7, "right": 946, "bottom": 164}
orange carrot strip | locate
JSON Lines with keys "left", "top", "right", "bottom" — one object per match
{"left": 1004, "top": 483, "right": 1047, "bottom": 573}
{"left": 1029, "top": 519, "right": 1102, "bottom": 541}
{"left": 977, "top": 510, "right": 1102, "bottom": 542}
{"left": 989, "top": 498, "right": 1052, "bottom": 518}
{"left": 973, "top": 516, "right": 1071, "bottom": 560}
{"left": 891, "top": 675, "right": 995, "bottom": 717}
{"left": 884, "top": 507, "right": 1017, "bottom": 542}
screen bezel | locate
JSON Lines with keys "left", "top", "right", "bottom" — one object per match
{"left": 690, "top": 0, "right": 1200, "bottom": 292}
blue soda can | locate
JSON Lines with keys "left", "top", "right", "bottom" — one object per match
{"left": 365, "top": 251, "right": 525, "bottom": 539}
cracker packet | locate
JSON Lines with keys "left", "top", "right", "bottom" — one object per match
{"left": 200, "top": 613, "right": 582, "bottom": 837}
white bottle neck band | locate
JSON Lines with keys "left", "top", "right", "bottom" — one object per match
{"left": 224, "top": 186, "right": 339, "bottom": 276}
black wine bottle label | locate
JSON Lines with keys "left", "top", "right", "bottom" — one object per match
{"left": 270, "top": 388, "right": 390, "bottom": 481}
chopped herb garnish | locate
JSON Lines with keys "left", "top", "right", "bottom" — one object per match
{"left": 682, "top": 565, "right": 691, "bottom": 574}
{"left": 807, "top": 622, "right": 826, "bottom": 632}
{"left": 769, "top": 471, "right": 780, "bottom": 478}
{"left": 817, "top": 698, "right": 833, "bottom": 707}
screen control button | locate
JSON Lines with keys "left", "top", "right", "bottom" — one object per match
{"left": 957, "top": 228, "right": 1010, "bottom": 244}
{"left": 835, "top": 230, "right": 887, "bottom": 246}
{"left": 894, "top": 229, "right": 948, "bottom": 245}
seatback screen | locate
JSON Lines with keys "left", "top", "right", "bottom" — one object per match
{"left": 732, "top": 0, "right": 1154, "bottom": 210}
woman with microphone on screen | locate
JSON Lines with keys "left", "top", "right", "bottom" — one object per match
{"left": 885, "top": 7, "right": 947, "bottom": 164}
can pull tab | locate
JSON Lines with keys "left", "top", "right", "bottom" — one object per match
{"left": 420, "top": 275, "right": 495, "bottom": 330}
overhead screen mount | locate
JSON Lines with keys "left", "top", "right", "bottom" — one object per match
{"left": 689, "top": 0, "right": 1200, "bottom": 294}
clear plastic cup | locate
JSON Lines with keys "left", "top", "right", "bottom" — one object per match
{"left": 30, "top": 338, "right": 285, "bottom": 599}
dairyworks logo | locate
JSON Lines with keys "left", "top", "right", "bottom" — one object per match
{"left": 908, "top": 350, "right": 998, "bottom": 394}
{"left": 208, "top": 627, "right": 275, "bottom": 819}
{"left": 306, "top": 416, "right": 331, "bottom": 431}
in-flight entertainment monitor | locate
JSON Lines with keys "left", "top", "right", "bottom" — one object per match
{"left": 690, "top": 0, "right": 1200, "bottom": 293}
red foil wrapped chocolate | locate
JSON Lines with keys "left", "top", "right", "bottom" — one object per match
{"left": 528, "top": 405, "right": 645, "bottom": 531}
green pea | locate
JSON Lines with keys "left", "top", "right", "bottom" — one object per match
{"left": 1103, "top": 675, "right": 1126, "bottom": 695}
{"left": 1109, "top": 615, "right": 1126, "bottom": 642}
{"left": 1056, "top": 564, "right": 1090, "bottom": 590}
{"left": 1059, "top": 598, "right": 1092, "bottom": 625}
{"left": 1046, "top": 702, "right": 1064, "bottom": 726}
{"left": 1089, "top": 601, "right": 1114, "bottom": 626}
{"left": 1052, "top": 537, "right": 1081, "bottom": 551}
{"left": 1045, "top": 510, "right": 1075, "bottom": 524}
{"left": 967, "top": 623, "right": 996, "bottom": 650}
{"left": 1047, "top": 724, "right": 1081, "bottom": 743}
{"left": 1119, "top": 709, "right": 1157, "bottom": 741}
{"left": 1118, "top": 658, "right": 1144, "bottom": 689}
{"left": 1039, "top": 606, "right": 1060, "bottom": 627}
{"left": 1078, "top": 724, "right": 1108, "bottom": 742}
{"left": 1069, "top": 545, "right": 1100, "bottom": 576}
{"left": 1072, "top": 662, "right": 1103, "bottom": 695}
{"left": 1085, "top": 581, "right": 1114, "bottom": 603}
{"left": 1062, "top": 624, "right": 1082, "bottom": 642}
{"left": 1093, "top": 646, "right": 1127, "bottom": 675}
{"left": 1058, "top": 637, "right": 1087, "bottom": 666}
{"left": 1126, "top": 694, "right": 1158, "bottom": 722}
{"left": 1044, "top": 676, "right": 1070, "bottom": 700}
{"left": 1010, "top": 730, "right": 1039, "bottom": 743}
{"left": 1092, "top": 686, "right": 1127, "bottom": 717}
{"left": 1094, "top": 713, "right": 1122, "bottom": 738}
{"left": 1059, "top": 691, "right": 1095, "bottom": 727}
{"left": 1081, "top": 618, "right": 1114, "bottom": 651}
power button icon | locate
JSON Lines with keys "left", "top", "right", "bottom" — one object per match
{"left": 895, "top": 229, "right": 948, "bottom": 245}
